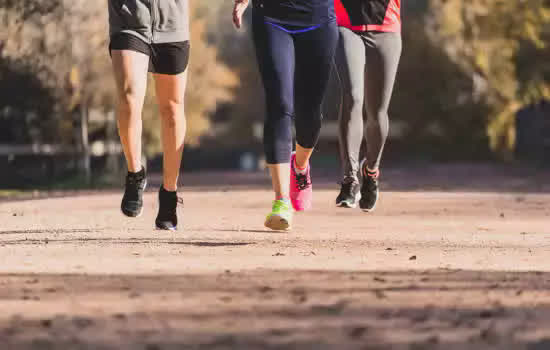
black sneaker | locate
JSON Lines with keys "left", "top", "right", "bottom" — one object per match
{"left": 121, "top": 168, "right": 147, "bottom": 217}
{"left": 155, "top": 186, "right": 183, "bottom": 231}
{"left": 336, "top": 177, "right": 361, "bottom": 208}
{"left": 359, "top": 160, "right": 379, "bottom": 212}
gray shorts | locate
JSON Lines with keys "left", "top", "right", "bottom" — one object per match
{"left": 108, "top": 0, "right": 190, "bottom": 44}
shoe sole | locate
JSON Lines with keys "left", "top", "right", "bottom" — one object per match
{"left": 265, "top": 215, "right": 291, "bottom": 231}
{"left": 155, "top": 225, "right": 177, "bottom": 231}
{"left": 337, "top": 201, "right": 357, "bottom": 208}
{"left": 336, "top": 192, "right": 361, "bottom": 209}
{"left": 121, "top": 180, "right": 147, "bottom": 218}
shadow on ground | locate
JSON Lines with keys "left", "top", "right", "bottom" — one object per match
{"left": 2, "top": 269, "right": 550, "bottom": 349}
{"left": 0, "top": 236, "right": 254, "bottom": 247}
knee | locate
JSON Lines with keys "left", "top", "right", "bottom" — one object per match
{"left": 267, "top": 95, "right": 294, "bottom": 120}
{"left": 295, "top": 114, "right": 322, "bottom": 149}
{"left": 118, "top": 91, "right": 142, "bottom": 118}
{"left": 294, "top": 99, "right": 323, "bottom": 125}
{"left": 366, "top": 109, "right": 389, "bottom": 125}
{"left": 159, "top": 100, "right": 185, "bottom": 128}
{"left": 342, "top": 89, "right": 364, "bottom": 112}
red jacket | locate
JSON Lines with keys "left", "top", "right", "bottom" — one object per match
{"left": 335, "top": 0, "right": 401, "bottom": 32}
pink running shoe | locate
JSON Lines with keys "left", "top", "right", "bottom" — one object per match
{"left": 290, "top": 152, "right": 312, "bottom": 211}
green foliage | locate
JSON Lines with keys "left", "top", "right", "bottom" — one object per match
{"left": 0, "top": 0, "right": 69, "bottom": 143}
{"left": 390, "top": 16, "right": 492, "bottom": 159}
{"left": 428, "top": 0, "right": 550, "bottom": 155}
{"left": 0, "top": 1, "right": 236, "bottom": 157}
{"left": 1, "top": 1, "right": 548, "bottom": 161}
{"left": 197, "top": 2, "right": 264, "bottom": 146}
{"left": 185, "top": 4, "right": 238, "bottom": 145}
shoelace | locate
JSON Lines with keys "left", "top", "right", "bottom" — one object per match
{"left": 294, "top": 173, "right": 311, "bottom": 191}
{"left": 272, "top": 200, "right": 289, "bottom": 212}
{"left": 340, "top": 181, "right": 355, "bottom": 196}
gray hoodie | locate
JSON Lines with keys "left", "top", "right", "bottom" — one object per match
{"left": 108, "top": 0, "right": 190, "bottom": 44}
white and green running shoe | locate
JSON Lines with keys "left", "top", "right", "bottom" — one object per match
{"left": 264, "top": 199, "right": 293, "bottom": 231}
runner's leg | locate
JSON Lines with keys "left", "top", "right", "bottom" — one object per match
{"left": 110, "top": 34, "right": 150, "bottom": 217}
{"left": 334, "top": 27, "right": 367, "bottom": 182}
{"left": 363, "top": 32, "right": 402, "bottom": 171}
{"left": 149, "top": 40, "right": 190, "bottom": 230}
{"left": 293, "top": 21, "right": 339, "bottom": 169}
{"left": 288, "top": 21, "right": 338, "bottom": 211}
{"left": 252, "top": 11, "right": 297, "bottom": 229}
{"left": 358, "top": 31, "right": 402, "bottom": 212}
{"left": 154, "top": 71, "right": 188, "bottom": 192}
{"left": 111, "top": 49, "right": 149, "bottom": 172}
{"left": 252, "top": 12, "right": 296, "bottom": 201}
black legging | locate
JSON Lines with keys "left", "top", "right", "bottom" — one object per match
{"left": 252, "top": 10, "right": 338, "bottom": 164}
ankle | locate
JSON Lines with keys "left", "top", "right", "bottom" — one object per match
{"left": 162, "top": 184, "right": 177, "bottom": 192}
{"left": 365, "top": 167, "right": 379, "bottom": 178}
{"left": 128, "top": 167, "right": 145, "bottom": 176}
{"left": 160, "top": 185, "right": 177, "bottom": 198}
{"left": 294, "top": 160, "right": 308, "bottom": 175}
{"left": 275, "top": 195, "right": 290, "bottom": 202}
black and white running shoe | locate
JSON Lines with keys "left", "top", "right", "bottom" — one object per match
{"left": 121, "top": 168, "right": 147, "bottom": 217}
{"left": 336, "top": 177, "right": 361, "bottom": 208}
{"left": 155, "top": 186, "right": 183, "bottom": 231}
{"left": 359, "top": 159, "right": 379, "bottom": 212}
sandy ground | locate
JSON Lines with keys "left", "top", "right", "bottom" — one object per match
{"left": 1, "top": 166, "right": 550, "bottom": 349}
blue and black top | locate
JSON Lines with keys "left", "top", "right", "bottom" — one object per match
{"left": 252, "top": 0, "right": 336, "bottom": 29}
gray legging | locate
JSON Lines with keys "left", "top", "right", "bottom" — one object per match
{"left": 334, "top": 27, "right": 402, "bottom": 180}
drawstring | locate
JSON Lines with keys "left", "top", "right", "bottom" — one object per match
{"left": 150, "top": 44, "right": 157, "bottom": 58}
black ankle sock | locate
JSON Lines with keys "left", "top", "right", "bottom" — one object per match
{"left": 160, "top": 185, "right": 177, "bottom": 195}
{"left": 128, "top": 168, "right": 144, "bottom": 175}
{"left": 128, "top": 167, "right": 145, "bottom": 177}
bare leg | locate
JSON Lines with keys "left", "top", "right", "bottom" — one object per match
{"left": 111, "top": 50, "right": 149, "bottom": 172}
{"left": 153, "top": 72, "right": 188, "bottom": 192}
{"left": 295, "top": 144, "right": 314, "bottom": 170}
{"left": 268, "top": 163, "right": 291, "bottom": 200}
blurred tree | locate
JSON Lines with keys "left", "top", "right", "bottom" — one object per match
{"left": 389, "top": 12, "right": 492, "bottom": 159}
{"left": 200, "top": 1, "right": 265, "bottom": 147}
{"left": 2, "top": 0, "right": 548, "bottom": 162}
{"left": 181, "top": 3, "right": 238, "bottom": 145}
{"left": 142, "top": 2, "right": 239, "bottom": 155}
{"left": 0, "top": 0, "right": 69, "bottom": 144}
{"left": 427, "top": 0, "right": 550, "bottom": 155}
{"left": 0, "top": 1, "right": 237, "bottom": 157}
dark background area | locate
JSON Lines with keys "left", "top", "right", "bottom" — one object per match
{"left": 0, "top": 1, "right": 549, "bottom": 190}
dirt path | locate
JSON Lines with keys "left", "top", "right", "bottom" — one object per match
{"left": 1, "top": 174, "right": 550, "bottom": 349}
